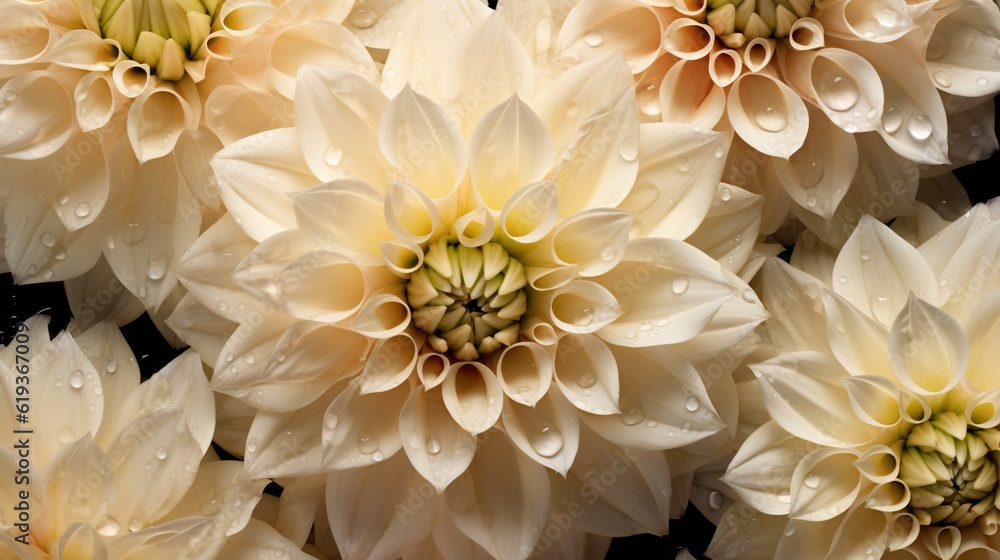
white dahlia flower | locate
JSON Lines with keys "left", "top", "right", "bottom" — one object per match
{"left": 549, "top": 0, "right": 1000, "bottom": 246}
{"left": 0, "top": 316, "right": 304, "bottom": 558}
{"left": 0, "top": 0, "right": 372, "bottom": 312}
{"left": 167, "top": 1, "right": 769, "bottom": 556}
{"left": 709, "top": 204, "right": 1000, "bottom": 559}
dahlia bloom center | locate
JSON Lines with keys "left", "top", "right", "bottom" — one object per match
{"left": 406, "top": 238, "right": 528, "bottom": 361}
{"left": 706, "top": 0, "right": 813, "bottom": 46}
{"left": 900, "top": 412, "right": 1000, "bottom": 527}
{"left": 90, "top": 0, "right": 220, "bottom": 80}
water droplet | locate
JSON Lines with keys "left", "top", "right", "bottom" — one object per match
{"left": 357, "top": 433, "right": 379, "bottom": 454}
{"left": 790, "top": 151, "right": 824, "bottom": 188}
{"left": 93, "top": 386, "right": 103, "bottom": 395}
{"left": 599, "top": 243, "right": 617, "bottom": 261}
{"left": 815, "top": 68, "right": 859, "bottom": 112}
{"left": 906, "top": 113, "right": 933, "bottom": 140}
{"left": 672, "top": 276, "right": 689, "bottom": 294}
{"left": 266, "top": 173, "right": 278, "bottom": 182}
{"left": 247, "top": 442, "right": 257, "bottom": 453}
{"left": 754, "top": 104, "right": 787, "bottom": 132}
{"left": 128, "top": 518, "right": 143, "bottom": 532}
{"left": 620, "top": 403, "right": 644, "bottom": 426}
{"left": 371, "top": 450, "right": 384, "bottom": 461}
{"left": 97, "top": 517, "right": 120, "bottom": 537}
{"left": 619, "top": 138, "right": 638, "bottom": 162}
{"left": 675, "top": 158, "right": 691, "bottom": 172}
{"left": 58, "top": 427, "right": 75, "bottom": 443}
{"left": 583, "top": 30, "right": 604, "bottom": 47}
{"left": 244, "top": 352, "right": 256, "bottom": 364}
{"left": 105, "top": 360, "right": 118, "bottom": 373}
{"left": 804, "top": 473, "right": 820, "bottom": 488}
{"left": 708, "top": 491, "right": 725, "bottom": 510}
{"left": 578, "top": 372, "right": 597, "bottom": 389}
{"left": 932, "top": 71, "right": 952, "bottom": 88}
{"left": 145, "top": 253, "right": 168, "bottom": 280}
{"left": 39, "top": 231, "right": 56, "bottom": 247}
{"left": 426, "top": 435, "right": 442, "bottom": 455}
{"left": 806, "top": 196, "right": 817, "bottom": 208}
{"left": 69, "top": 370, "right": 85, "bottom": 389}
{"left": 778, "top": 494, "right": 791, "bottom": 504}
{"left": 783, "top": 521, "right": 796, "bottom": 536}
{"left": 348, "top": 4, "right": 377, "bottom": 28}
{"left": 324, "top": 146, "right": 343, "bottom": 166}
{"left": 75, "top": 202, "right": 92, "bottom": 218}
{"left": 155, "top": 446, "right": 168, "bottom": 460}
{"left": 529, "top": 423, "right": 564, "bottom": 457}
{"left": 978, "top": 76, "right": 989, "bottom": 87}
{"left": 839, "top": 275, "right": 848, "bottom": 284}
{"left": 685, "top": 396, "right": 701, "bottom": 412}
{"left": 720, "top": 187, "right": 732, "bottom": 201}
{"left": 217, "top": 300, "right": 230, "bottom": 311}
{"left": 625, "top": 330, "right": 637, "bottom": 339}
{"left": 860, "top": 251, "right": 870, "bottom": 261}
{"left": 882, "top": 106, "right": 902, "bottom": 133}
{"left": 741, "top": 289, "right": 756, "bottom": 303}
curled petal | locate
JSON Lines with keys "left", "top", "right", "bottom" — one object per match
{"left": 742, "top": 38, "right": 775, "bottom": 73}
{"left": 889, "top": 295, "right": 968, "bottom": 396}
{"left": 75, "top": 73, "right": 118, "bottom": 133}
{"left": 499, "top": 180, "right": 559, "bottom": 244}
{"left": 758, "top": 257, "right": 829, "bottom": 353}
{"left": 379, "top": 85, "right": 467, "bottom": 200}
{"left": 709, "top": 50, "right": 742, "bottom": 88}
{"left": 593, "top": 238, "right": 736, "bottom": 346}
{"left": 292, "top": 180, "right": 392, "bottom": 265}
{"left": 553, "top": 333, "right": 620, "bottom": 415}
{"left": 658, "top": 57, "right": 726, "bottom": 130}
{"left": 854, "top": 444, "right": 901, "bottom": 485}
{"left": 400, "top": 385, "right": 477, "bottom": 493}
{"left": 442, "top": 362, "right": 504, "bottom": 435}
{"left": 620, "top": 123, "right": 728, "bottom": 240}
{"left": 803, "top": 49, "right": 883, "bottom": 135}
{"left": 545, "top": 209, "right": 632, "bottom": 276}
{"left": 751, "top": 351, "right": 880, "bottom": 447}
{"left": 727, "top": 73, "right": 808, "bottom": 158}
{"left": 684, "top": 183, "right": 764, "bottom": 273}
{"left": 923, "top": 0, "right": 1000, "bottom": 97}
{"left": 496, "top": 342, "right": 554, "bottom": 407}
{"left": 204, "top": 86, "right": 294, "bottom": 146}
{"left": 662, "top": 19, "right": 714, "bottom": 60}
{"left": 48, "top": 29, "right": 123, "bottom": 71}
{"left": 322, "top": 380, "right": 408, "bottom": 470}
{"left": 359, "top": 332, "right": 418, "bottom": 394}
{"left": 817, "top": 0, "right": 915, "bottom": 42}
{"left": 112, "top": 60, "right": 152, "bottom": 98}
{"left": 381, "top": 239, "right": 424, "bottom": 277}
{"left": 350, "top": 290, "right": 411, "bottom": 339}
{"left": 555, "top": 0, "right": 663, "bottom": 72}
{"left": 502, "top": 388, "right": 580, "bottom": 475}
{"left": 127, "top": 81, "right": 198, "bottom": 163}
{"left": 789, "top": 447, "right": 863, "bottom": 521}
{"left": 54, "top": 523, "right": 109, "bottom": 560}
{"left": 384, "top": 181, "right": 446, "bottom": 244}
{"left": 246, "top": 390, "right": 332, "bottom": 478}
{"left": 293, "top": 65, "right": 389, "bottom": 186}
{"left": 788, "top": 17, "right": 824, "bottom": 50}
{"left": 723, "top": 422, "right": 820, "bottom": 515}
{"left": 470, "top": 95, "right": 553, "bottom": 211}
{"left": 0, "top": 5, "right": 52, "bottom": 64}
{"left": 843, "top": 375, "right": 902, "bottom": 427}
{"left": 3, "top": 195, "right": 102, "bottom": 285}
{"left": 0, "top": 71, "right": 73, "bottom": 159}
{"left": 417, "top": 353, "right": 450, "bottom": 390}
{"left": 824, "top": 503, "right": 890, "bottom": 559}
{"left": 219, "top": 0, "right": 277, "bottom": 36}
{"left": 832, "top": 215, "right": 938, "bottom": 327}
{"left": 822, "top": 291, "right": 892, "bottom": 378}
{"left": 268, "top": 20, "right": 378, "bottom": 99}
{"left": 452, "top": 207, "right": 496, "bottom": 248}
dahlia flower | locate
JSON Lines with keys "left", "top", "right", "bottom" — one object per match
{"left": 550, "top": 0, "right": 1000, "bottom": 245}
{"left": 709, "top": 204, "right": 1000, "bottom": 559}
{"left": 0, "top": 316, "right": 305, "bottom": 558}
{"left": 168, "top": 1, "right": 768, "bottom": 555}
{"left": 0, "top": 0, "right": 371, "bottom": 311}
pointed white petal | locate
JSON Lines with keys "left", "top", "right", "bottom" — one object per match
{"left": 217, "top": 518, "right": 317, "bottom": 559}
{"left": 322, "top": 380, "right": 408, "bottom": 470}
{"left": 723, "top": 421, "right": 820, "bottom": 515}
{"left": 268, "top": 20, "right": 378, "bottom": 99}
{"left": 399, "top": 385, "right": 477, "bottom": 493}
{"left": 554, "top": 0, "right": 662, "bottom": 73}
{"left": 553, "top": 333, "right": 620, "bottom": 416}
{"left": 684, "top": 183, "right": 763, "bottom": 273}
{"left": 0, "top": 71, "right": 73, "bottom": 159}
{"left": 441, "top": 362, "right": 504, "bottom": 435}
{"left": 245, "top": 389, "right": 332, "bottom": 478}
{"left": 789, "top": 447, "right": 863, "bottom": 521}
{"left": 203, "top": 86, "right": 294, "bottom": 147}
{"left": 888, "top": 295, "right": 968, "bottom": 396}
{"left": 292, "top": 180, "right": 392, "bottom": 265}
{"left": 502, "top": 387, "right": 580, "bottom": 475}
{"left": 727, "top": 73, "right": 808, "bottom": 159}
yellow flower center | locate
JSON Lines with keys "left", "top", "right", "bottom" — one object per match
{"left": 93, "top": 0, "right": 221, "bottom": 80}
{"left": 706, "top": 0, "right": 813, "bottom": 47}
{"left": 405, "top": 239, "right": 528, "bottom": 361}
{"left": 899, "top": 412, "right": 1000, "bottom": 527}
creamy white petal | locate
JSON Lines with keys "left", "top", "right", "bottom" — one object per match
{"left": 824, "top": 503, "right": 890, "bottom": 558}
{"left": 832, "top": 215, "right": 939, "bottom": 327}
{"left": 212, "top": 128, "right": 319, "bottom": 242}
{"left": 0, "top": 4, "right": 52, "bottom": 64}
{"left": 74, "top": 321, "right": 140, "bottom": 427}
{"left": 684, "top": 183, "right": 763, "bottom": 273}
{"left": 798, "top": 49, "right": 884, "bottom": 136}
{"left": 105, "top": 517, "right": 226, "bottom": 560}
{"left": 751, "top": 351, "right": 880, "bottom": 447}
{"left": 359, "top": 332, "right": 419, "bottom": 394}
{"left": 217, "top": 518, "right": 316, "bottom": 560}
{"left": 126, "top": 81, "right": 198, "bottom": 163}
{"left": 843, "top": 375, "right": 903, "bottom": 428}
{"left": 723, "top": 421, "right": 820, "bottom": 515}
{"left": 822, "top": 290, "right": 893, "bottom": 378}
{"left": 499, "top": 180, "right": 559, "bottom": 244}
{"left": 448, "top": 16, "right": 534, "bottom": 134}
{"left": 584, "top": 346, "right": 725, "bottom": 449}
{"left": 292, "top": 180, "right": 394, "bottom": 265}
{"left": 924, "top": 0, "right": 1000, "bottom": 97}
{"left": 171, "top": 129, "right": 225, "bottom": 216}
{"left": 165, "top": 294, "right": 237, "bottom": 368}
{"left": 3, "top": 195, "right": 103, "bottom": 285}
{"left": 502, "top": 387, "right": 580, "bottom": 475}
{"left": 379, "top": 86, "right": 467, "bottom": 201}
{"left": 442, "top": 362, "right": 504, "bottom": 435}
{"left": 445, "top": 431, "right": 550, "bottom": 560}
{"left": 399, "top": 385, "right": 477, "bottom": 493}
{"left": 204, "top": 85, "right": 295, "bottom": 146}
{"left": 789, "top": 447, "right": 863, "bottom": 521}
{"left": 554, "top": 0, "right": 662, "bottom": 73}
{"left": 495, "top": 342, "right": 553, "bottom": 407}
{"left": 618, "top": 123, "right": 728, "bottom": 240}
{"left": 917, "top": 204, "right": 994, "bottom": 279}
{"left": 0, "top": 71, "right": 73, "bottom": 159}
{"left": 553, "top": 333, "right": 620, "bottom": 415}
{"left": 705, "top": 501, "right": 786, "bottom": 560}
{"left": 593, "top": 238, "right": 736, "bottom": 346}
{"left": 727, "top": 73, "right": 808, "bottom": 159}
{"left": 294, "top": 65, "right": 390, "bottom": 186}
{"left": 550, "top": 87, "right": 640, "bottom": 216}
{"left": 268, "top": 20, "right": 378, "bottom": 99}
{"left": 658, "top": 58, "right": 726, "bottom": 130}
{"left": 495, "top": 0, "right": 555, "bottom": 66}
{"left": 245, "top": 388, "right": 332, "bottom": 478}
{"left": 160, "top": 460, "right": 266, "bottom": 535}
{"left": 322, "top": 379, "right": 408, "bottom": 470}
{"left": 888, "top": 295, "right": 968, "bottom": 396}
{"left": 964, "top": 290, "right": 1000, "bottom": 391}
{"left": 342, "top": 0, "right": 423, "bottom": 49}
{"left": 36, "top": 436, "right": 115, "bottom": 540}
{"left": 327, "top": 452, "right": 434, "bottom": 559}
{"left": 760, "top": 257, "right": 830, "bottom": 353}
{"left": 939, "top": 220, "right": 1000, "bottom": 321}
{"left": 470, "top": 95, "right": 553, "bottom": 211}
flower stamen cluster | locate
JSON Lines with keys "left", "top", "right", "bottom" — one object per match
{"left": 406, "top": 239, "right": 528, "bottom": 361}
{"left": 706, "top": 0, "right": 813, "bottom": 46}
{"left": 900, "top": 412, "right": 1000, "bottom": 527}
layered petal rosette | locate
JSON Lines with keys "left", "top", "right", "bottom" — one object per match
{"left": 709, "top": 206, "right": 1000, "bottom": 559}
{"left": 0, "top": 0, "right": 371, "bottom": 314}
{"left": 549, "top": 0, "right": 1000, "bottom": 246}
{"left": 0, "top": 316, "right": 304, "bottom": 558}
{"left": 169, "top": 4, "right": 769, "bottom": 556}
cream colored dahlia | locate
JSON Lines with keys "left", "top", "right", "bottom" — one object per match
{"left": 550, "top": 0, "right": 1000, "bottom": 246}
{"left": 0, "top": 316, "right": 307, "bottom": 558}
{"left": 0, "top": 0, "right": 370, "bottom": 311}
{"left": 709, "top": 205, "right": 1000, "bottom": 559}
{"left": 166, "top": 2, "right": 769, "bottom": 556}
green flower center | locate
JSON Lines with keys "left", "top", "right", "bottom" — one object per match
{"left": 706, "top": 0, "right": 813, "bottom": 47}
{"left": 405, "top": 239, "right": 528, "bottom": 361}
{"left": 94, "top": 0, "right": 221, "bottom": 80}
{"left": 899, "top": 412, "right": 1000, "bottom": 527}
